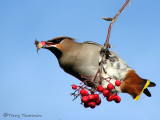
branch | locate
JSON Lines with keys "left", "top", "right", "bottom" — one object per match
{"left": 85, "top": 0, "right": 131, "bottom": 89}
{"left": 103, "top": 0, "right": 130, "bottom": 48}
{"left": 71, "top": 0, "right": 131, "bottom": 103}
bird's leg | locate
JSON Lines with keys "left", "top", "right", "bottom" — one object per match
{"left": 104, "top": 42, "right": 112, "bottom": 49}
{"left": 98, "top": 44, "right": 112, "bottom": 86}
{"left": 100, "top": 45, "right": 111, "bottom": 62}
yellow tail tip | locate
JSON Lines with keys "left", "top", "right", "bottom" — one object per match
{"left": 134, "top": 80, "right": 150, "bottom": 101}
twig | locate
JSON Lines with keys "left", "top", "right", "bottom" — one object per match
{"left": 103, "top": 0, "right": 130, "bottom": 48}
{"left": 91, "top": 69, "right": 100, "bottom": 83}
{"left": 86, "top": 0, "right": 130, "bottom": 88}
{"left": 71, "top": 0, "right": 131, "bottom": 102}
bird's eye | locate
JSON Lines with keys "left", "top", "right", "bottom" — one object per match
{"left": 53, "top": 38, "right": 63, "bottom": 44}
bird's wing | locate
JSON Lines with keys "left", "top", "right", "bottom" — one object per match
{"left": 83, "top": 41, "right": 103, "bottom": 47}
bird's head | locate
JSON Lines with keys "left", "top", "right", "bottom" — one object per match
{"left": 35, "top": 36, "right": 76, "bottom": 59}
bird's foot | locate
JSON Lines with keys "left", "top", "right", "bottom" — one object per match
{"left": 100, "top": 46, "right": 111, "bottom": 59}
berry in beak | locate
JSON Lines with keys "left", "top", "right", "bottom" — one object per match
{"left": 34, "top": 40, "right": 47, "bottom": 53}
{"left": 34, "top": 40, "right": 56, "bottom": 53}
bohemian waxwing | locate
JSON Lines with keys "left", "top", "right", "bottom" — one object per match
{"left": 35, "top": 36, "right": 156, "bottom": 101}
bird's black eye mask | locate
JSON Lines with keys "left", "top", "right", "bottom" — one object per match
{"left": 46, "top": 38, "right": 64, "bottom": 45}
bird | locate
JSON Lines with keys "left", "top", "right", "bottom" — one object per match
{"left": 35, "top": 36, "right": 156, "bottom": 101}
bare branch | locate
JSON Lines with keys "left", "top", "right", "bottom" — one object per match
{"left": 71, "top": 0, "right": 130, "bottom": 105}
{"left": 104, "top": 0, "right": 130, "bottom": 48}
{"left": 83, "top": 0, "right": 131, "bottom": 91}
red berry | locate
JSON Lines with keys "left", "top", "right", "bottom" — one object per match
{"left": 84, "top": 102, "right": 89, "bottom": 108}
{"left": 114, "top": 95, "right": 121, "bottom": 103}
{"left": 88, "top": 94, "right": 95, "bottom": 101}
{"left": 88, "top": 102, "right": 96, "bottom": 108}
{"left": 82, "top": 96, "right": 89, "bottom": 103}
{"left": 107, "top": 84, "right": 114, "bottom": 90}
{"left": 115, "top": 80, "right": 121, "bottom": 86}
{"left": 107, "top": 95, "right": 114, "bottom": 102}
{"left": 80, "top": 89, "right": 88, "bottom": 96}
{"left": 103, "top": 90, "right": 110, "bottom": 97}
{"left": 94, "top": 94, "right": 100, "bottom": 100}
{"left": 97, "top": 86, "right": 104, "bottom": 93}
{"left": 111, "top": 94, "right": 117, "bottom": 101}
{"left": 84, "top": 90, "right": 89, "bottom": 96}
{"left": 95, "top": 99, "right": 101, "bottom": 105}
{"left": 40, "top": 41, "right": 46, "bottom": 46}
{"left": 72, "top": 84, "right": 77, "bottom": 90}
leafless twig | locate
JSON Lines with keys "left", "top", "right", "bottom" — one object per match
{"left": 91, "top": 0, "right": 130, "bottom": 86}
{"left": 72, "top": 0, "right": 131, "bottom": 100}
{"left": 103, "top": 0, "right": 130, "bottom": 48}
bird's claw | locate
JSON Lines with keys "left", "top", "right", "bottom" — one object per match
{"left": 100, "top": 47, "right": 111, "bottom": 58}
{"left": 104, "top": 42, "right": 112, "bottom": 48}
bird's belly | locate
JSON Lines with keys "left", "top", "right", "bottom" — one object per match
{"left": 74, "top": 64, "right": 98, "bottom": 80}
{"left": 106, "top": 67, "right": 118, "bottom": 78}
{"left": 60, "top": 61, "right": 97, "bottom": 81}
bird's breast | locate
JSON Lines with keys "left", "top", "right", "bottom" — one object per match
{"left": 58, "top": 49, "right": 100, "bottom": 81}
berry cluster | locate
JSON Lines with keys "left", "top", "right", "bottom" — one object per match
{"left": 97, "top": 84, "right": 121, "bottom": 103}
{"left": 81, "top": 90, "right": 101, "bottom": 108}
{"left": 71, "top": 80, "right": 121, "bottom": 109}
{"left": 72, "top": 85, "right": 101, "bottom": 108}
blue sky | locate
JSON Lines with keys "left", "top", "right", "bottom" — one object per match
{"left": 0, "top": 0, "right": 160, "bottom": 120}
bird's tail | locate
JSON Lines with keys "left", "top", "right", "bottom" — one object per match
{"left": 120, "top": 70, "right": 156, "bottom": 101}
{"left": 134, "top": 79, "right": 156, "bottom": 101}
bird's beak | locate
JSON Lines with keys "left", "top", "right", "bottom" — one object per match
{"left": 34, "top": 40, "right": 56, "bottom": 52}
{"left": 44, "top": 41, "right": 56, "bottom": 48}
